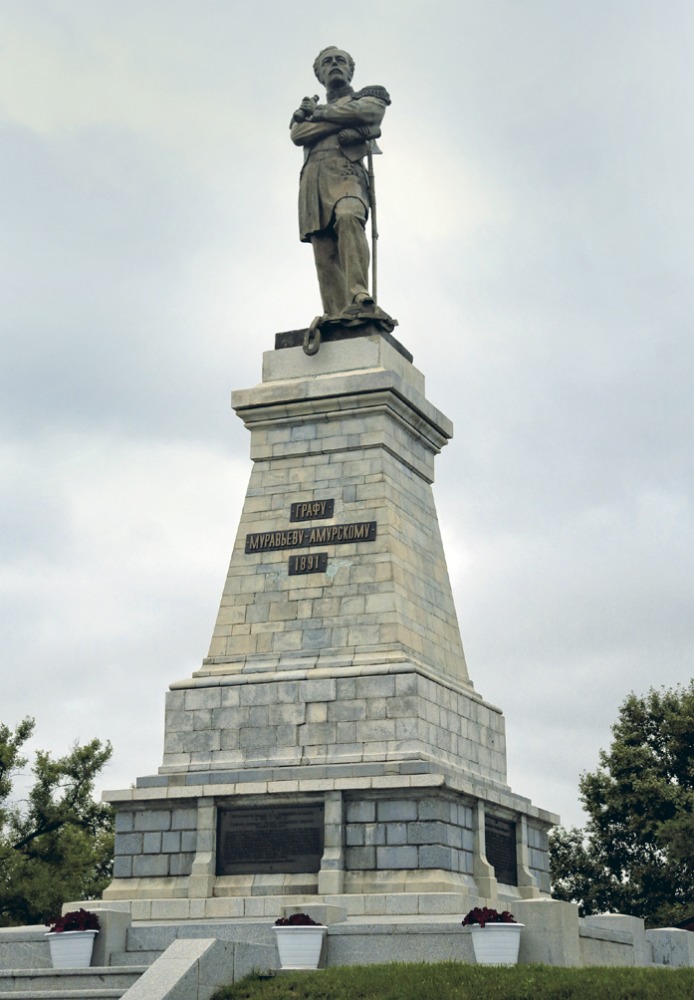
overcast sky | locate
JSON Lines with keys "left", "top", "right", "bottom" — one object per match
{"left": 2, "top": 1, "right": 692, "bottom": 831}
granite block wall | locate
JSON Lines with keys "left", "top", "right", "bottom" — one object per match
{"left": 527, "top": 823, "right": 551, "bottom": 893}
{"left": 344, "top": 793, "right": 475, "bottom": 876}
{"left": 161, "top": 670, "right": 506, "bottom": 786}
{"left": 112, "top": 805, "right": 197, "bottom": 879}
{"left": 202, "top": 343, "right": 471, "bottom": 692}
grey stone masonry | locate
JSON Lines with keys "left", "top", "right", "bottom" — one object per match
{"left": 199, "top": 335, "right": 471, "bottom": 687}
{"left": 102, "top": 770, "right": 557, "bottom": 905}
{"left": 101, "top": 328, "right": 559, "bottom": 910}
{"left": 159, "top": 334, "right": 509, "bottom": 782}
{"left": 344, "top": 792, "right": 475, "bottom": 875}
{"left": 527, "top": 822, "right": 551, "bottom": 894}
{"left": 112, "top": 804, "right": 197, "bottom": 880}
{"left": 161, "top": 666, "right": 507, "bottom": 784}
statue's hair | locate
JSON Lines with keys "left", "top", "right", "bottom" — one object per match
{"left": 313, "top": 46, "right": 355, "bottom": 83}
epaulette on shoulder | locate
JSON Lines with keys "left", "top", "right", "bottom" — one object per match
{"left": 354, "top": 85, "right": 391, "bottom": 105}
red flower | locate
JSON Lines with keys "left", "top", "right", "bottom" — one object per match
{"left": 47, "top": 909, "right": 100, "bottom": 933}
{"left": 274, "top": 912, "right": 322, "bottom": 926}
{"left": 462, "top": 906, "right": 516, "bottom": 928}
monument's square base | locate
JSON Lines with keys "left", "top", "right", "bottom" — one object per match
{"left": 103, "top": 753, "right": 555, "bottom": 913}
{"left": 103, "top": 327, "right": 557, "bottom": 914}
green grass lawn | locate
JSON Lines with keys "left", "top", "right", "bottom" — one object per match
{"left": 211, "top": 962, "right": 694, "bottom": 1000}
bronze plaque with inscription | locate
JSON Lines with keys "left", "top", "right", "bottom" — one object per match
{"left": 485, "top": 816, "right": 518, "bottom": 886}
{"left": 245, "top": 521, "right": 376, "bottom": 553}
{"left": 290, "top": 499, "right": 334, "bottom": 522}
{"left": 288, "top": 552, "right": 328, "bottom": 575}
{"left": 217, "top": 803, "right": 325, "bottom": 875}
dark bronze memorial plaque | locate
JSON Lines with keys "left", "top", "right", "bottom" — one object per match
{"left": 245, "top": 521, "right": 376, "bottom": 553}
{"left": 288, "top": 552, "right": 328, "bottom": 575}
{"left": 290, "top": 499, "right": 334, "bottom": 522}
{"left": 217, "top": 803, "right": 325, "bottom": 875}
{"left": 485, "top": 816, "right": 518, "bottom": 886}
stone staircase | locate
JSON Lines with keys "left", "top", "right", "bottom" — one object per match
{"left": 0, "top": 925, "right": 154, "bottom": 1000}
{"left": 0, "top": 919, "right": 277, "bottom": 1000}
{"left": 3, "top": 905, "right": 693, "bottom": 996}
{"left": 0, "top": 966, "right": 148, "bottom": 1000}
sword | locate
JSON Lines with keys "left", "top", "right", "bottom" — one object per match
{"left": 366, "top": 148, "right": 378, "bottom": 305}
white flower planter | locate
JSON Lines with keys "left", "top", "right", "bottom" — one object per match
{"left": 273, "top": 925, "right": 326, "bottom": 970}
{"left": 470, "top": 922, "right": 523, "bottom": 965}
{"left": 46, "top": 930, "right": 98, "bottom": 969}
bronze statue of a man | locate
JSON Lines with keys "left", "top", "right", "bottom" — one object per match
{"left": 290, "top": 47, "right": 391, "bottom": 326}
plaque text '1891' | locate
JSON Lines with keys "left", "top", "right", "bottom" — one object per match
{"left": 288, "top": 553, "right": 328, "bottom": 575}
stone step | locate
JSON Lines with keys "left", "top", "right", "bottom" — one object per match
{"left": 0, "top": 992, "right": 124, "bottom": 999}
{"left": 107, "top": 950, "right": 162, "bottom": 967}
{"left": 124, "top": 920, "right": 274, "bottom": 955}
{"left": 0, "top": 965, "right": 147, "bottom": 999}
{"left": 112, "top": 888, "right": 477, "bottom": 922}
{"left": 0, "top": 927, "right": 51, "bottom": 971}
{"left": 0, "top": 991, "right": 124, "bottom": 1000}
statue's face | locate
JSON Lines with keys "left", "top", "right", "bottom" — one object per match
{"left": 317, "top": 49, "right": 352, "bottom": 88}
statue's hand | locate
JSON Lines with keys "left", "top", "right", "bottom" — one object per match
{"left": 291, "top": 95, "right": 320, "bottom": 124}
{"left": 300, "top": 95, "right": 318, "bottom": 115}
{"left": 338, "top": 128, "right": 364, "bottom": 146}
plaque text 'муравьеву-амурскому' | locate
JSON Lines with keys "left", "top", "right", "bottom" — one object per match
{"left": 245, "top": 521, "right": 376, "bottom": 553}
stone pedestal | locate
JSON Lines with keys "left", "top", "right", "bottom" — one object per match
{"left": 102, "top": 328, "right": 557, "bottom": 919}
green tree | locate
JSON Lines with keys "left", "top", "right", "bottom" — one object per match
{"left": 550, "top": 681, "right": 694, "bottom": 927}
{"left": 0, "top": 718, "right": 114, "bottom": 926}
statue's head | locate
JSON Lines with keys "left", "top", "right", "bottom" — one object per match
{"left": 313, "top": 46, "right": 355, "bottom": 88}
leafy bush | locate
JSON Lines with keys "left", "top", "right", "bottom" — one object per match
{"left": 550, "top": 681, "right": 694, "bottom": 926}
{"left": 0, "top": 717, "right": 114, "bottom": 926}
